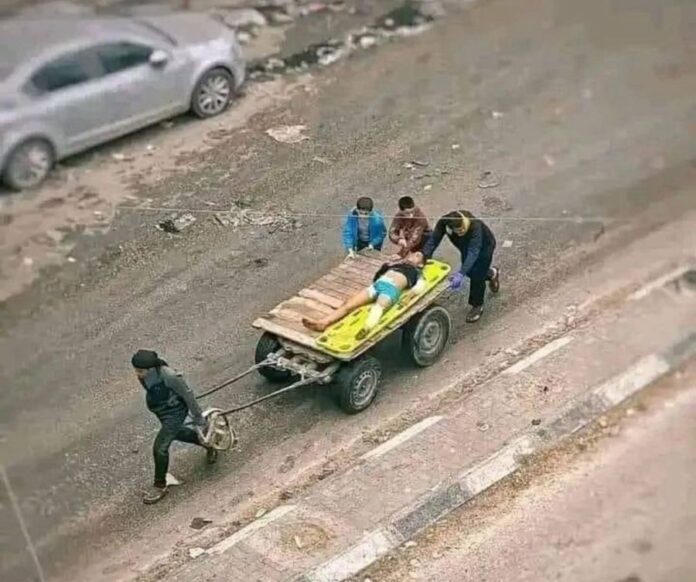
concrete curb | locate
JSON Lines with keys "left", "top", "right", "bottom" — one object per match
{"left": 302, "top": 332, "right": 696, "bottom": 582}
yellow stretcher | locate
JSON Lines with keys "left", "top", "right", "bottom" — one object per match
{"left": 251, "top": 252, "right": 453, "bottom": 414}
{"left": 315, "top": 260, "right": 451, "bottom": 355}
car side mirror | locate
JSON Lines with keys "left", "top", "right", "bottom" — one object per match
{"left": 149, "top": 50, "right": 169, "bottom": 67}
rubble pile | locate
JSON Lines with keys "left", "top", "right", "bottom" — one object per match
{"left": 248, "top": 1, "right": 440, "bottom": 78}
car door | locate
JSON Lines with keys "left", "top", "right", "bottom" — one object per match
{"left": 94, "top": 41, "right": 192, "bottom": 129}
{"left": 26, "top": 47, "right": 110, "bottom": 154}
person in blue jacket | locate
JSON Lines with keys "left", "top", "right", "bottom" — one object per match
{"left": 342, "top": 197, "right": 387, "bottom": 258}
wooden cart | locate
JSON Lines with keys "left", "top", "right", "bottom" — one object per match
{"left": 250, "top": 252, "right": 453, "bottom": 414}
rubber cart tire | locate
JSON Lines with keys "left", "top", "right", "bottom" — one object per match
{"left": 255, "top": 333, "right": 291, "bottom": 382}
{"left": 402, "top": 305, "right": 451, "bottom": 367}
{"left": 335, "top": 354, "right": 382, "bottom": 414}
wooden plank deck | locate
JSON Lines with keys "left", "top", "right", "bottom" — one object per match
{"left": 252, "top": 252, "right": 449, "bottom": 361}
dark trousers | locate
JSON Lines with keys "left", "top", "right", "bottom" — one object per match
{"left": 467, "top": 250, "right": 495, "bottom": 307}
{"left": 153, "top": 408, "right": 203, "bottom": 487}
{"left": 357, "top": 240, "right": 382, "bottom": 251}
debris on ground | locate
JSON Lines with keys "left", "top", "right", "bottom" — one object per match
{"left": 160, "top": 120, "right": 174, "bottom": 129}
{"left": 237, "top": 31, "right": 253, "bottom": 44}
{"left": 156, "top": 213, "right": 197, "bottom": 234}
{"left": 355, "top": 32, "right": 378, "bottom": 49}
{"left": 502, "top": 239, "right": 513, "bottom": 248}
{"left": 378, "top": 2, "right": 433, "bottom": 32}
{"left": 214, "top": 202, "right": 299, "bottom": 233}
{"left": 531, "top": 418, "right": 542, "bottom": 426}
{"left": 405, "top": 540, "right": 418, "bottom": 548}
{"left": 190, "top": 517, "right": 213, "bottom": 530}
{"left": 294, "top": 535, "right": 304, "bottom": 549}
{"left": 423, "top": 184, "right": 433, "bottom": 191}
{"left": 255, "top": 508, "right": 267, "bottom": 518}
{"left": 249, "top": 1, "right": 440, "bottom": 79}
{"left": 188, "top": 547, "right": 205, "bottom": 559}
{"left": 404, "top": 160, "right": 429, "bottom": 170}
{"left": 491, "top": 110, "right": 505, "bottom": 119}
{"left": 317, "top": 464, "right": 336, "bottom": 480}
{"left": 111, "top": 152, "right": 132, "bottom": 162}
{"left": 22, "top": 257, "right": 34, "bottom": 267}
{"left": 213, "top": 8, "right": 268, "bottom": 30}
{"left": 543, "top": 154, "right": 556, "bottom": 167}
{"left": 478, "top": 170, "right": 500, "bottom": 189}
{"left": 451, "top": 143, "right": 461, "bottom": 150}
{"left": 476, "top": 421, "right": 491, "bottom": 432}
{"left": 261, "top": 7, "right": 295, "bottom": 26}
{"left": 251, "top": 257, "right": 269, "bottom": 268}
{"left": 266, "top": 124, "right": 310, "bottom": 144}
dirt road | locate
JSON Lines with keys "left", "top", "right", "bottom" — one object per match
{"left": 1, "top": 0, "right": 695, "bottom": 580}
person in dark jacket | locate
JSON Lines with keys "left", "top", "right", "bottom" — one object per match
{"left": 423, "top": 210, "right": 500, "bottom": 323}
{"left": 132, "top": 349, "right": 216, "bottom": 505}
{"left": 342, "top": 197, "right": 387, "bottom": 258}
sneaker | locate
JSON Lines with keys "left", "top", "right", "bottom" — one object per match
{"left": 143, "top": 485, "right": 168, "bottom": 505}
{"left": 466, "top": 305, "right": 484, "bottom": 323}
{"left": 488, "top": 267, "right": 500, "bottom": 294}
{"left": 206, "top": 447, "right": 218, "bottom": 465}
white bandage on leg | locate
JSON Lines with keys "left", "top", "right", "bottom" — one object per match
{"left": 365, "top": 304, "right": 384, "bottom": 330}
{"left": 412, "top": 277, "right": 427, "bottom": 295}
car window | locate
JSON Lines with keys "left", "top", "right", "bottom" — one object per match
{"left": 96, "top": 42, "right": 153, "bottom": 74}
{"left": 30, "top": 49, "right": 100, "bottom": 94}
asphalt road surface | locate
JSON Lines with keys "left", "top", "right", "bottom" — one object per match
{"left": 1, "top": 0, "right": 695, "bottom": 580}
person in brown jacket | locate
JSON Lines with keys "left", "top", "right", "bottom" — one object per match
{"left": 388, "top": 196, "right": 431, "bottom": 257}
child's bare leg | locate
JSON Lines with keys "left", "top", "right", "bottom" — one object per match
{"left": 303, "top": 288, "right": 374, "bottom": 331}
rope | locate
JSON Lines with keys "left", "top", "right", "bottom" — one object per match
{"left": 115, "top": 205, "right": 608, "bottom": 225}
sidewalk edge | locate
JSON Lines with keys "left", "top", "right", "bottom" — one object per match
{"left": 301, "top": 332, "right": 696, "bottom": 582}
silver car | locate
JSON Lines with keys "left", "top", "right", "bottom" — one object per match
{"left": 0, "top": 15, "right": 245, "bottom": 190}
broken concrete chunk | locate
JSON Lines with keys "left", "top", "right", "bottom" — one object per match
{"left": 266, "top": 125, "right": 309, "bottom": 144}
{"left": 156, "top": 213, "right": 196, "bottom": 234}
{"left": 477, "top": 170, "right": 500, "bottom": 189}
{"left": 190, "top": 517, "right": 213, "bottom": 530}
{"left": 213, "top": 8, "right": 268, "bottom": 29}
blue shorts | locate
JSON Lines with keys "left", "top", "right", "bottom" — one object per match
{"left": 369, "top": 279, "right": 401, "bottom": 304}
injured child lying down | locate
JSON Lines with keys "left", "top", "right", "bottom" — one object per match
{"left": 302, "top": 251, "right": 427, "bottom": 339}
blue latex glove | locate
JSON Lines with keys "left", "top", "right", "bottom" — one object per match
{"left": 449, "top": 272, "right": 465, "bottom": 290}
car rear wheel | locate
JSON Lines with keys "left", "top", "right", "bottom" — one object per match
{"left": 3, "top": 138, "right": 54, "bottom": 191}
{"left": 191, "top": 68, "right": 233, "bottom": 118}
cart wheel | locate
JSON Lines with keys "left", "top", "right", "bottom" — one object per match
{"left": 335, "top": 355, "right": 382, "bottom": 414}
{"left": 255, "top": 333, "right": 291, "bottom": 382}
{"left": 402, "top": 305, "right": 451, "bottom": 367}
